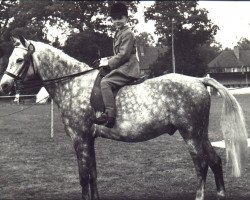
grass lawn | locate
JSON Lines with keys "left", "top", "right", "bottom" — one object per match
{"left": 0, "top": 95, "right": 249, "bottom": 200}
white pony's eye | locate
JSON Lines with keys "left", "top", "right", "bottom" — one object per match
{"left": 16, "top": 58, "right": 24, "bottom": 63}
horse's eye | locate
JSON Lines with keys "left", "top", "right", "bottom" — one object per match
{"left": 16, "top": 58, "right": 24, "bottom": 63}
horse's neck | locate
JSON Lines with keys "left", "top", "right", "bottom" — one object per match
{"left": 33, "top": 42, "right": 91, "bottom": 79}
{"left": 33, "top": 42, "right": 97, "bottom": 105}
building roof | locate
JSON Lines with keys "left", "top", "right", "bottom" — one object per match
{"left": 208, "top": 49, "right": 250, "bottom": 68}
{"left": 138, "top": 46, "right": 168, "bottom": 70}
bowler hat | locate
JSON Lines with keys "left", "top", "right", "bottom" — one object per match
{"left": 110, "top": 2, "right": 128, "bottom": 18}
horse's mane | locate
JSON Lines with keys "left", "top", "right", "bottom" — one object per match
{"left": 32, "top": 40, "right": 90, "bottom": 71}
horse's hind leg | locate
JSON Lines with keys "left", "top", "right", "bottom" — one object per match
{"left": 203, "top": 140, "right": 226, "bottom": 199}
{"left": 180, "top": 131, "right": 208, "bottom": 200}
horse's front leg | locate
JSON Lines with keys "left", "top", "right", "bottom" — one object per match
{"left": 65, "top": 126, "right": 92, "bottom": 200}
{"left": 89, "top": 137, "right": 99, "bottom": 200}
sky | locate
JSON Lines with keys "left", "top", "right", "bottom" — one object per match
{"left": 198, "top": 1, "right": 250, "bottom": 49}
{"left": 133, "top": 1, "right": 157, "bottom": 43}
{"left": 134, "top": 1, "right": 250, "bottom": 49}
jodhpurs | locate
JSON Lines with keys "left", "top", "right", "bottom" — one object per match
{"left": 100, "top": 72, "right": 136, "bottom": 118}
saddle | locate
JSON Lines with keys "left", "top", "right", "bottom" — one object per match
{"left": 90, "top": 69, "right": 148, "bottom": 113}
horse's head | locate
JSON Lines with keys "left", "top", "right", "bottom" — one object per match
{"left": 0, "top": 35, "right": 36, "bottom": 94}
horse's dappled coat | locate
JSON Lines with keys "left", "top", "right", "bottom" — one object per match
{"left": 94, "top": 74, "right": 210, "bottom": 142}
{"left": 31, "top": 41, "right": 210, "bottom": 141}
{"left": 0, "top": 36, "right": 248, "bottom": 200}
{"left": 32, "top": 43, "right": 99, "bottom": 132}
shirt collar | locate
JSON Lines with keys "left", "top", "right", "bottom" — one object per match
{"left": 115, "top": 25, "right": 130, "bottom": 38}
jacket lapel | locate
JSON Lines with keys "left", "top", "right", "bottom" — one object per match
{"left": 113, "top": 25, "right": 130, "bottom": 49}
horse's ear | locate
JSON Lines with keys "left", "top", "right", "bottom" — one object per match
{"left": 18, "top": 35, "right": 29, "bottom": 47}
{"left": 10, "top": 36, "right": 19, "bottom": 45}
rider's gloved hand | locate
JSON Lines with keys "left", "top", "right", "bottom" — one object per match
{"left": 102, "top": 64, "right": 110, "bottom": 70}
{"left": 92, "top": 57, "right": 111, "bottom": 69}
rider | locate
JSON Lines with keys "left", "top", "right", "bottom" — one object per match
{"left": 92, "top": 2, "right": 140, "bottom": 128}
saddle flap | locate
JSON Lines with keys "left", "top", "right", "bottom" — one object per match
{"left": 90, "top": 72, "right": 105, "bottom": 113}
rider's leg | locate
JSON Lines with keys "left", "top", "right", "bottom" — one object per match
{"left": 93, "top": 72, "right": 135, "bottom": 128}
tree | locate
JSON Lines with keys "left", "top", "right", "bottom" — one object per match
{"left": 145, "top": 1, "right": 219, "bottom": 76}
{"left": 198, "top": 41, "right": 222, "bottom": 70}
{"left": 63, "top": 30, "right": 113, "bottom": 65}
{"left": 148, "top": 53, "right": 169, "bottom": 78}
{"left": 0, "top": 1, "right": 17, "bottom": 38}
{"left": 0, "top": 1, "right": 17, "bottom": 56}
{"left": 237, "top": 38, "right": 250, "bottom": 50}
{"left": 136, "top": 32, "right": 154, "bottom": 47}
{"left": 6, "top": 1, "right": 139, "bottom": 43}
{"left": 1, "top": 1, "right": 140, "bottom": 66}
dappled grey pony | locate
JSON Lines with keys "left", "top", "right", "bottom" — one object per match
{"left": 0, "top": 36, "right": 248, "bottom": 200}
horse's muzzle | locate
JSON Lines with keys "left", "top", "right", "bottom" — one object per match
{"left": 0, "top": 82, "right": 12, "bottom": 94}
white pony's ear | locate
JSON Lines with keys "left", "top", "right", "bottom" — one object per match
{"left": 10, "top": 36, "right": 20, "bottom": 46}
{"left": 18, "top": 35, "right": 29, "bottom": 47}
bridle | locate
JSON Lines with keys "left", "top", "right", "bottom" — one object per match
{"left": 4, "top": 44, "right": 36, "bottom": 81}
{"left": 4, "top": 42, "right": 103, "bottom": 92}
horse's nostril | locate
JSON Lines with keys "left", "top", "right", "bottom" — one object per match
{"left": 2, "top": 83, "right": 8, "bottom": 89}
{"left": 1, "top": 83, "right": 11, "bottom": 94}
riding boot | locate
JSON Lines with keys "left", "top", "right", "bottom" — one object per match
{"left": 92, "top": 112, "right": 115, "bottom": 128}
{"left": 92, "top": 83, "right": 116, "bottom": 128}
{"left": 104, "top": 108, "right": 116, "bottom": 128}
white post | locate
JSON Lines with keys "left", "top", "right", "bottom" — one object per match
{"left": 51, "top": 99, "right": 54, "bottom": 138}
{"left": 14, "top": 93, "right": 20, "bottom": 105}
{"left": 172, "top": 18, "right": 176, "bottom": 73}
{"left": 206, "top": 74, "right": 211, "bottom": 94}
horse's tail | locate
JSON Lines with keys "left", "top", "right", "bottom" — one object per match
{"left": 200, "top": 77, "right": 248, "bottom": 177}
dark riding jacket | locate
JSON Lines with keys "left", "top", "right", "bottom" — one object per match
{"left": 107, "top": 25, "right": 140, "bottom": 79}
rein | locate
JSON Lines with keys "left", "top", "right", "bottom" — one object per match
{"left": 1, "top": 39, "right": 104, "bottom": 118}
{"left": 5, "top": 43, "right": 103, "bottom": 92}
{"left": 42, "top": 65, "right": 102, "bottom": 84}
{"left": 1, "top": 45, "right": 103, "bottom": 117}
{"left": 14, "top": 65, "right": 103, "bottom": 93}
{"left": 0, "top": 95, "right": 49, "bottom": 118}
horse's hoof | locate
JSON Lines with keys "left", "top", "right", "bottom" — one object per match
{"left": 195, "top": 191, "right": 204, "bottom": 200}
{"left": 217, "top": 191, "right": 226, "bottom": 200}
